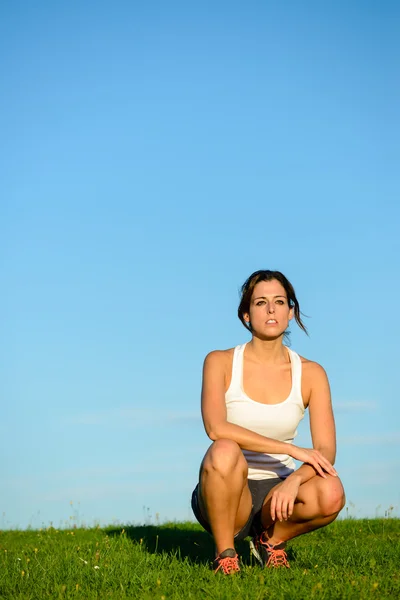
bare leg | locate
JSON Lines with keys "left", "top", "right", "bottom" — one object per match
{"left": 198, "top": 439, "right": 252, "bottom": 555}
{"left": 260, "top": 475, "right": 346, "bottom": 545}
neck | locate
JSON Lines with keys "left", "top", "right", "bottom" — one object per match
{"left": 247, "top": 336, "right": 288, "bottom": 365}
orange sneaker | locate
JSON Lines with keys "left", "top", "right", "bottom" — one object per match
{"left": 213, "top": 548, "right": 241, "bottom": 574}
{"left": 250, "top": 533, "right": 290, "bottom": 568}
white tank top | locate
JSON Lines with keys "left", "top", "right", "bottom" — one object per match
{"left": 225, "top": 343, "right": 305, "bottom": 480}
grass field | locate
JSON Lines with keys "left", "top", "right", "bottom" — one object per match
{"left": 1, "top": 518, "right": 399, "bottom": 599}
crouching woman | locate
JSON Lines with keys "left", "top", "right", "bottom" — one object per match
{"left": 191, "top": 270, "right": 345, "bottom": 574}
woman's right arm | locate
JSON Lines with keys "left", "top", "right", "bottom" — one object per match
{"left": 201, "top": 351, "right": 337, "bottom": 478}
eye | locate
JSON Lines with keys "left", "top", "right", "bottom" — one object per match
{"left": 276, "top": 300, "right": 285, "bottom": 305}
{"left": 256, "top": 301, "right": 265, "bottom": 306}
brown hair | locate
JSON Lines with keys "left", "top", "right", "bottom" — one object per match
{"left": 238, "top": 270, "right": 308, "bottom": 337}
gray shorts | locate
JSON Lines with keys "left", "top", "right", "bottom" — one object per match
{"left": 191, "top": 477, "right": 283, "bottom": 541}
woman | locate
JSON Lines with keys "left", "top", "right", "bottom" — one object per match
{"left": 191, "top": 270, "right": 345, "bottom": 574}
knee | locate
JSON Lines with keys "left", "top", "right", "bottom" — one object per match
{"left": 202, "top": 439, "right": 246, "bottom": 479}
{"left": 318, "top": 476, "right": 346, "bottom": 517}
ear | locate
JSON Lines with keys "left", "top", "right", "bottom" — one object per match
{"left": 288, "top": 306, "right": 294, "bottom": 321}
{"left": 243, "top": 312, "right": 250, "bottom": 324}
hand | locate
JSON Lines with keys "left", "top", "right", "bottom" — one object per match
{"left": 270, "top": 478, "right": 301, "bottom": 522}
{"left": 289, "top": 447, "right": 338, "bottom": 478}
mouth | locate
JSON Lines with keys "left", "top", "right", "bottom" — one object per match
{"left": 266, "top": 319, "right": 278, "bottom": 325}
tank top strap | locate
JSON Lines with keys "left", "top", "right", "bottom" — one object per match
{"left": 229, "top": 343, "right": 246, "bottom": 394}
{"left": 287, "top": 348, "right": 304, "bottom": 407}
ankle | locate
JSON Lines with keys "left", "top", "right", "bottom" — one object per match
{"left": 215, "top": 548, "right": 237, "bottom": 559}
{"left": 267, "top": 536, "right": 283, "bottom": 547}
{"left": 215, "top": 545, "right": 236, "bottom": 557}
{"left": 261, "top": 530, "right": 284, "bottom": 547}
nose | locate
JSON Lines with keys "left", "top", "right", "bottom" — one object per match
{"left": 268, "top": 303, "right": 275, "bottom": 314}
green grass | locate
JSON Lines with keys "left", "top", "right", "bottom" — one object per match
{"left": 1, "top": 519, "right": 399, "bottom": 599}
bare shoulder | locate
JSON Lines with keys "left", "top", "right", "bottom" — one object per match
{"left": 203, "top": 348, "right": 235, "bottom": 370}
{"left": 299, "top": 355, "right": 329, "bottom": 383}
{"left": 202, "top": 349, "right": 235, "bottom": 390}
{"left": 298, "top": 355, "right": 330, "bottom": 407}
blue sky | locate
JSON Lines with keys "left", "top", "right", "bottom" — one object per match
{"left": 1, "top": 0, "right": 399, "bottom": 529}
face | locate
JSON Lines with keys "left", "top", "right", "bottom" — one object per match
{"left": 243, "top": 279, "right": 294, "bottom": 338}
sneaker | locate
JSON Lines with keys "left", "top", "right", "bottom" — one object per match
{"left": 249, "top": 532, "right": 290, "bottom": 568}
{"left": 213, "top": 548, "right": 241, "bottom": 574}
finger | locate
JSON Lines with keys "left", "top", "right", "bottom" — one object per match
{"left": 312, "top": 459, "right": 326, "bottom": 478}
{"left": 288, "top": 498, "right": 295, "bottom": 519}
{"left": 324, "top": 464, "right": 338, "bottom": 476}
{"left": 270, "top": 494, "right": 277, "bottom": 521}
{"left": 281, "top": 499, "right": 288, "bottom": 521}
{"left": 325, "top": 462, "right": 338, "bottom": 477}
{"left": 307, "top": 456, "right": 323, "bottom": 476}
{"left": 314, "top": 452, "right": 338, "bottom": 476}
{"left": 275, "top": 498, "right": 283, "bottom": 522}
{"left": 319, "top": 457, "right": 338, "bottom": 477}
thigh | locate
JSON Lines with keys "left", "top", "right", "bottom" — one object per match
{"left": 260, "top": 474, "right": 345, "bottom": 527}
{"left": 294, "top": 474, "right": 345, "bottom": 518}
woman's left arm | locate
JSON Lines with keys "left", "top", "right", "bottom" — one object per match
{"left": 269, "top": 362, "right": 338, "bottom": 521}
{"left": 285, "top": 362, "right": 338, "bottom": 486}
{"left": 308, "top": 362, "right": 337, "bottom": 463}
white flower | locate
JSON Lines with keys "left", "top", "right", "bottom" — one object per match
{"left": 94, "top": 565, "right": 100, "bottom": 570}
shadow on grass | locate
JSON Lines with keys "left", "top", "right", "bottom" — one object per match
{"left": 107, "top": 524, "right": 257, "bottom": 566}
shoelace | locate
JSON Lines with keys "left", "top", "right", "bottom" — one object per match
{"left": 258, "top": 533, "right": 290, "bottom": 568}
{"left": 215, "top": 556, "right": 240, "bottom": 574}
{"left": 265, "top": 546, "right": 290, "bottom": 568}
